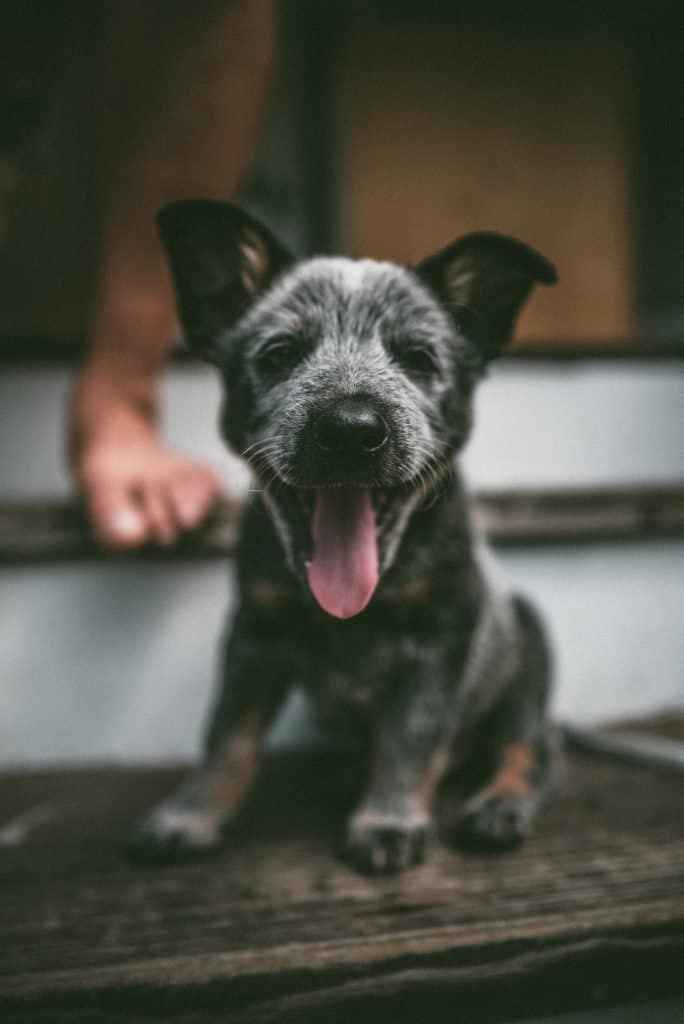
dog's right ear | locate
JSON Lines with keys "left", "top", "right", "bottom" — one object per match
{"left": 157, "top": 200, "right": 293, "bottom": 362}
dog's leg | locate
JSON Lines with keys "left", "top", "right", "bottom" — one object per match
{"left": 344, "top": 661, "right": 454, "bottom": 875}
{"left": 127, "top": 606, "right": 295, "bottom": 862}
{"left": 457, "top": 595, "right": 557, "bottom": 850}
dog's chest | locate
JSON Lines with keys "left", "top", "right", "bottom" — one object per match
{"left": 304, "top": 668, "right": 381, "bottom": 733}
{"left": 298, "top": 621, "right": 394, "bottom": 730}
{"left": 298, "top": 611, "right": 444, "bottom": 734}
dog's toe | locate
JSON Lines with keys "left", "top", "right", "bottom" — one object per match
{"left": 125, "top": 805, "right": 223, "bottom": 865}
{"left": 343, "top": 822, "right": 430, "bottom": 875}
{"left": 455, "top": 792, "right": 534, "bottom": 853}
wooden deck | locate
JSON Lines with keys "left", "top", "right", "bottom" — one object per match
{"left": 1, "top": 721, "right": 683, "bottom": 1022}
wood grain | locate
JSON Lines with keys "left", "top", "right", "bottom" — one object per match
{"left": 1, "top": 723, "right": 683, "bottom": 1019}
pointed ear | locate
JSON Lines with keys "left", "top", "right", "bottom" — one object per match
{"left": 156, "top": 199, "right": 293, "bottom": 361}
{"left": 415, "top": 232, "right": 557, "bottom": 360}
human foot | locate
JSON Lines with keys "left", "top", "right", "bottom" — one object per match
{"left": 74, "top": 406, "right": 222, "bottom": 550}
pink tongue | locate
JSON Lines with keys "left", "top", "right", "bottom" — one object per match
{"left": 306, "top": 488, "right": 379, "bottom": 619}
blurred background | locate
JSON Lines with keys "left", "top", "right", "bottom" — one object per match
{"left": 0, "top": 0, "right": 683, "bottom": 766}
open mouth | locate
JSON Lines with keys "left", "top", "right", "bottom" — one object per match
{"left": 249, "top": 435, "right": 452, "bottom": 620}
{"left": 262, "top": 480, "right": 417, "bottom": 620}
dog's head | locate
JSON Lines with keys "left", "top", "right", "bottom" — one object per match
{"left": 158, "top": 200, "right": 556, "bottom": 619}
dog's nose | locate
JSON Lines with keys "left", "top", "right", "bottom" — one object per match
{"left": 314, "top": 397, "right": 389, "bottom": 454}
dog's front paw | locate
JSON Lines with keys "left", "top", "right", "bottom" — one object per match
{"left": 456, "top": 792, "right": 536, "bottom": 852}
{"left": 125, "top": 803, "right": 224, "bottom": 865}
{"left": 344, "top": 808, "right": 431, "bottom": 874}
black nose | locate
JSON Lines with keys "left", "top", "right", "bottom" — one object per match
{"left": 314, "top": 397, "right": 389, "bottom": 454}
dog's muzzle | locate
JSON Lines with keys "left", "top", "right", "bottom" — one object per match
{"left": 255, "top": 397, "right": 437, "bottom": 621}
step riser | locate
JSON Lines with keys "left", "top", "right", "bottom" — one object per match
{"left": 1, "top": 362, "right": 683, "bottom": 499}
{"left": 2, "top": 540, "right": 683, "bottom": 767}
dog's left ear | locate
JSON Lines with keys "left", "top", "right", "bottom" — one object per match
{"left": 416, "top": 232, "right": 557, "bottom": 360}
{"left": 157, "top": 199, "right": 293, "bottom": 362}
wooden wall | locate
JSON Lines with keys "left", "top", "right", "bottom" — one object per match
{"left": 335, "top": 11, "right": 635, "bottom": 343}
{"left": 0, "top": 5, "right": 636, "bottom": 346}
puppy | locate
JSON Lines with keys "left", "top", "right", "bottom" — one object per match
{"left": 130, "top": 200, "right": 558, "bottom": 873}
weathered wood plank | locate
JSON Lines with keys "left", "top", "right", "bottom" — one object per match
{"left": 3, "top": 935, "right": 684, "bottom": 1024}
{"left": 1, "top": 484, "right": 684, "bottom": 563}
{"left": 1, "top": 723, "right": 683, "bottom": 1019}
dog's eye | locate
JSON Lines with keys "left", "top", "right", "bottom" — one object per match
{"left": 255, "top": 337, "right": 301, "bottom": 378}
{"left": 395, "top": 345, "right": 439, "bottom": 378}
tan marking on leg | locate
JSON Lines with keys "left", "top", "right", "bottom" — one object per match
{"left": 208, "top": 707, "right": 264, "bottom": 819}
{"left": 351, "top": 745, "right": 451, "bottom": 836}
{"left": 387, "top": 578, "right": 432, "bottom": 604}
{"left": 246, "top": 580, "right": 289, "bottom": 608}
{"left": 148, "top": 709, "right": 266, "bottom": 844}
{"left": 415, "top": 747, "right": 451, "bottom": 809}
{"left": 483, "top": 740, "right": 534, "bottom": 798}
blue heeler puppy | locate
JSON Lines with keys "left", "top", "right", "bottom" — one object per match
{"left": 129, "top": 200, "right": 558, "bottom": 873}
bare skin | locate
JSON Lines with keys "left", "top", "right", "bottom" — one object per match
{"left": 69, "top": 0, "right": 275, "bottom": 548}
